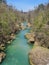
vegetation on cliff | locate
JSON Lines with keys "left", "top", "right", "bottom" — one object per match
{"left": 27, "top": 3, "right": 49, "bottom": 48}
{"left": 28, "top": 3, "right": 49, "bottom": 65}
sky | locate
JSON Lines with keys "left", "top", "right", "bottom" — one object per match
{"left": 7, "top": 0, "right": 49, "bottom": 12}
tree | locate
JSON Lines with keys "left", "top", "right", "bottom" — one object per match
{"left": 0, "top": 0, "right": 6, "bottom": 4}
{"left": 38, "top": 4, "right": 45, "bottom": 11}
{"left": 28, "top": 12, "right": 31, "bottom": 23}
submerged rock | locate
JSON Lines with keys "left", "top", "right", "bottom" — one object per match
{"left": 29, "top": 46, "right": 49, "bottom": 65}
{"left": 0, "top": 52, "right": 6, "bottom": 63}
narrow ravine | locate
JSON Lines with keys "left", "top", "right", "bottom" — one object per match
{"left": 1, "top": 25, "right": 32, "bottom": 65}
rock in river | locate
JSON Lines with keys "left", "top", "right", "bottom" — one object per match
{"left": 0, "top": 44, "right": 5, "bottom": 51}
{"left": 25, "top": 33, "right": 35, "bottom": 44}
{"left": 0, "top": 52, "right": 6, "bottom": 63}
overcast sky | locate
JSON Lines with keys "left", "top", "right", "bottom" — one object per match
{"left": 7, "top": 0, "right": 49, "bottom": 12}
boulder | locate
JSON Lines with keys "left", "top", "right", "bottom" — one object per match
{"left": 0, "top": 44, "right": 5, "bottom": 50}
{"left": 29, "top": 46, "right": 49, "bottom": 65}
{"left": 34, "top": 41, "right": 40, "bottom": 46}
{"left": 7, "top": 41, "right": 11, "bottom": 44}
{"left": 25, "top": 33, "right": 35, "bottom": 44}
{"left": 28, "top": 38, "right": 35, "bottom": 44}
{"left": 10, "top": 33, "right": 15, "bottom": 40}
{"left": 20, "top": 23, "right": 26, "bottom": 30}
{"left": 20, "top": 25, "right": 26, "bottom": 30}
{"left": 27, "top": 23, "right": 31, "bottom": 27}
{"left": 0, "top": 52, "right": 6, "bottom": 63}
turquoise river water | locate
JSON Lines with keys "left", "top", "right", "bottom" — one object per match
{"left": 1, "top": 25, "right": 32, "bottom": 65}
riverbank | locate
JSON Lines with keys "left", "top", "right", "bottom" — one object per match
{"left": 0, "top": 22, "right": 27, "bottom": 63}
{"left": 0, "top": 3, "right": 28, "bottom": 62}
{"left": 25, "top": 31, "right": 49, "bottom": 65}
{"left": 0, "top": 29, "right": 20, "bottom": 63}
{"left": 0, "top": 2, "right": 23, "bottom": 63}
{"left": 0, "top": 21, "right": 31, "bottom": 63}
{"left": 0, "top": 27, "right": 32, "bottom": 65}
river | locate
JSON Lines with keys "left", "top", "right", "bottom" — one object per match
{"left": 1, "top": 24, "right": 32, "bottom": 65}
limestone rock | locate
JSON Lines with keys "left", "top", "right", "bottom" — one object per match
{"left": 27, "top": 23, "right": 31, "bottom": 27}
{"left": 10, "top": 34, "right": 15, "bottom": 40}
{"left": 29, "top": 46, "right": 49, "bottom": 65}
{"left": 28, "top": 38, "right": 35, "bottom": 44}
{"left": 25, "top": 33, "right": 35, "bottom": 44}
{"left": 0, "top": 52, "right": 6, "bottom": 63}
{"left": 0, "top": 44, "right": 5, "bottom": 50}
